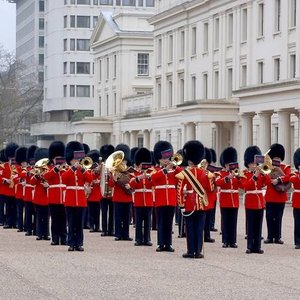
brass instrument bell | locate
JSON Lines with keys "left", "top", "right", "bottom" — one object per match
{"left": 80, "top": 157, "right": 93, "bottom": 169}
{"left": 171, "top": 153, "right": 183, "bottom": 166}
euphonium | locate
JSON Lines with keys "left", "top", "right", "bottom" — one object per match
{"left": 105, "top": 150, "right": 126, "bottom": 173}
{"left": 171, "top": 153, "right": 183, "bottom": 166}
{"left": 34, "top": 158, "right": 50, "bottom": 175}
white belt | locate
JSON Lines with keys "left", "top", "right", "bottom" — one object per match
{"left": 135, "top": 189, "right": 152, "bottom": 193}
{"left": 66, "top": 186, "right": 84, "bottom": 190}
{"left": 25, "top": 184, "right": 34, "bottom": 188}
{"left": 220, "top": 189, "right": 239, "bottom": 194}
{"left": 156, "top": 185, "right": 176, "bottom": 189}
{"left": 293, "top": 189, "right": 300, "bottom": 193}
{"left": 246, "top": 190, "right": 263, "bottom": 194}
{"left": 48, "top": 184, "right": 66, "bottom": 188}
{"left": 184, "top": 190, "right": 194, "bottom": 194}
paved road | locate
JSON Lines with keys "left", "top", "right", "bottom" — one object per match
{"left": 0, "top": 205, "right": 300, "bottom": 300}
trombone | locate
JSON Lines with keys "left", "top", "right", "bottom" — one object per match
{"left": 255, "top": 154, "right": 272, "bottom": 175}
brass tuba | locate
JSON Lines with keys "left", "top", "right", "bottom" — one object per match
{"left": 34, "top": 158, "right": 50, "bottom": 174}
{"left": 105, "top": 150, "right": 126, "bottom": 173}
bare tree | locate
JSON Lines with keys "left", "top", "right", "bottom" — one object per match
{"left": 0, "top": 45, "right": 43, "bottom": 146}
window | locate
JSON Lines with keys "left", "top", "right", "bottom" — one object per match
{"left": 290, "top": 54, "right": 296, "bottom": 78}
{"left": 77, "top": 39, "right": 89, "bottom": 51}
{"left": 77, "top": 16, "right": 90, "bottom": 28}
{"left": 113, "top": 54, "right": 117, "bottom": 78}
{"left": 77, "top": 0, "right": 90, "bottom": 4}
{"left": 227, "top": 13, "right": 233, "bottom": 45}
{"left": 106, "top": 57, "right": 109, "bottom": 79}
{"left": 258, "top": 61, "right": 264, "bottom": 83}
{"left": 203, "top": 73, "right": 208, "bottom": 99}
{"left": 93, "top": 16, "right": 98, "bottom": 28}
{"left": 157, "top": 80, "right": 161, "bottom": 108}
{"left": 106, "top": 94, "right": 109, "bottom": 115}
{"left": 39, "top": 0, "right": 44, "bottom": 12}
{"left": 214, "top": 71, "right": 219, "bottom": 98}
{"left": 70, "top": 39, "right": 75, "bottom": 51}
{"left": 241, "top": 64, "right": 247, "bottom": 87}
{"left": 64, "top": 16, "right": 68, "bottom": 28}
{"left": 113, "top": 92, "right": 117, "bottom": 115}
{"left": 168, "top": 35, "right": 173, "bottom": 62}
{"left": 100, "top": 0, "right": 113, "bottom": 4}
{"left": 38, "top": 72, "right": 44, "bottom": 83}
{"left": 179, "top": 78, "right": 184, "bottom": 104}
{"left": 191, "top": 27, "right": 197, "bottom": 55}
{"left": 99, "top": 96, "right": 102, "bottom": 116}
{"left": 214, "top": 18, "right": 219, "bottom": 49}
{"left": 64, "top": 0, "right": 68, "bottom": 4}
{"left": 99, "top": 59, "right": 102, "bottom": 81}
{"left": 71, "top": 0, "right": 75, "bottom": 3}
{"left": 241, "top": 9, "right": 247, "bottom": 41}
{"left": 191, "top": 76, "right": 196, "bottom": 101}
{"left": 63, "top": 39, "right": 67, "bottom": 51}
{"left": 123, "top": 0, "right": 136, "bottom": 6}
{"left": 275, "top": 0, "right": 281, "bottom": 32}
{"left": 70, "top": 62, "right": 75, "bottom": 74}
{"left": 157, "top": 38, "right": 162, "bottom": 65}
{"left": 167, "top": 76, "right": 173, "bottom": 106}
{"left": 146, "top": 0, "right": 154, "bottom": 6}
{"left": 39, "top": 18, "right": 44, "bottom": 30}
{"left": 258, "top": 3, "right": 264, "bottom": 36}
{"left": 290, "top": 0, "right": 297, "bottom": 28}
{"left": 137, "top": 53, "right": 149, "bottom": 76}
{"left": 39, "top": 54, "right": 44, "bottom": 65}
{"left": 93, "top": 0, "right": 98, "bottom": 4}
{"left": 70, "top": 85, "right": 75, "bottom": 97}
{"left": 77, "top": 62, "right": 90, "bottom": 74}
{"left": 70, "top": 15, "right": 75, "bottom": 28}
{"left": 274, "top": 57, "right": 280, "bottom": 81}
{"left": 203, "top": 22, "right": 209, "bottom": 52}
{"left": 63, "top": 85, "right": 67, "bottom": 97}
{"left": 63, "top": 62, "right": 67, "bottom": 74}
{"left": 39, "top": 36, "right": 44, "bottom": 48}
{"left": 180, "top": 30, "right": 185, "bottom": 59}
{"left": 227, "top": 68, "right": 232, "bottom": 98}
{"left": 77, "top": 85, "right": 90, "bottom": 97}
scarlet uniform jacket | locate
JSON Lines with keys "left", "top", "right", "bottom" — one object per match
{"left": 265, "top": 164, "right": 291, "bottom": 203}
{"left": 289, "top": 171, "right": 300, "bottom": 208}
{"left": 43, "top": 165, "right": 66, "bottom": 205}
{"left": 0, "top": 162, "right": 15, "bottom": 196}
{"left": 24, "top": 166, "right": 34, "bottom": 202}
{"left": 108, "top": 172, "right": 133, "bottom": 203}
{"left": 215, "top": 170, "right": 243, "bottom": 208}
{"left": 204, "top": 171, "right": 217, "bottom": 211}
{"left": 240, "top": 170, "right": 271, "bottom": 210}
{"left": 176, "top": 167, "right": 212, "bottom": 212}
{"left": 13, "top": 165, "right": 26, "bottom": 200}
{"left": 87, "top": 170, "right": 101, "bottom": 202}
{"left": 61, "top": 167, "right": 92, "bottom": 207}
{"left": 30, "top": 175, "right": 48, "bottom": 206}
{"left": 151, "top": 166, "right": 180, "bottom": 207}
{"left": 129, "top": 170, "right": 153, "bottom": 207}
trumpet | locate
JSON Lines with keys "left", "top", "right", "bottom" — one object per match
{"left": 171, "top": 153, "right": 183, "bottom": 166}
{"left": 198, "top": 159, "right": 207, "bottom": 169}
{"left": 80, "top": 157, "right": 93, "bottom": 170}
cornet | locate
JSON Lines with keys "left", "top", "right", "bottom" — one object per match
{"left": 80, "top": 157, "right": 93, "bottom": 170}
{"left": 171, "top": 153, "right": 183, "bottom": 166}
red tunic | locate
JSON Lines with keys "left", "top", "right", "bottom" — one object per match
{"left": 30, "top": 175, "right": 48, "bottom": 206}
{"left": 24, "top": 166, "right": 34, "bottom": 202}
{"left": 88, "top": 171, "right": 101, "bottom": 202}
{"left": 151, "top": 166, "right": 180, "bottom": 207}
{"left": 108, "top": 171, "right": 133, "bottom": 203}
{"left": 0, "top": 162, "right": 15, "bottom": 196}
{"left": 204, "top": 172, "right": 217, "bottom": 210}
{"left": 13, "top": 165, "right": 26, "bottom": 200}
{"left": 61, "top": 167, "right": 92, "bottom": 207}
{"left": 289, "top": 172, "right": 300, "bottom": 208}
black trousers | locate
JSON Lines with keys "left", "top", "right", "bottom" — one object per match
{"left": 204, "top": 209, "right": 213, "bottom": 240}
{"left": 185, "top": 210, "right": 206, "bottom": 255}
{"left": 24, "top": 202, "right": 36, "bottom": 234}
{"left": 246, "top": 209, "right": 263, "bottom": 251}
{"left": 49, "top": 204, "right": 67, "bottom": 244}
{"left": 156, "top": 206, "right": 175, "bottom": 247}
{"left": 66, "top": 207, "right": 85, "bottom": 248}
{"left": 266, "top": 202, "right": 285, "bottom": 241}
{"left": 178, "top": 211, "right": 186, "bottom": 237}
{"left": 16, "top": 198, "right": 24, "bottom": 230}
{"left": 88, "top": 201, "right": 101, "bottom": 231}
{"left": 293, "top": 208, "right": 300, "bottom": 246}
{"left": 101, "top": 198, "right": 114, "bottom": 235}
{"left": 4, "top": 195, "right": 16, "bottom": 228}
{"left": 0, "top": 194, "right": 5, "bottom": 225}
{"left": 152, "top": 206, "right": 157, "bottom": 230}
{"left": 35, "top": 205, "right": 49, "bottom": 238}
{"left": 221, "top": 207, "right": 238, "bottom": 245}
{"left": 114, "top": 202, "right": 131, "bottom": 239}
{"left": 135, "top": 207, "right": 152, "bottom": 244}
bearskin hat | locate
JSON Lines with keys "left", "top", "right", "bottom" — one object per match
{"left": 150, "top": 151, "right": 156, "bottom": 166}
{"left": 15, "top": 147, "right": 28, "bottom": 165}
{"left": 293, "top": 148, "right": 300, "bottom": 170}
{"left": 49, "top": 141, "right": 65, "bottom": 163}
{"left": 210, "top": 148, "right": 217, "bottom": 163}
{"left": 176, "top": 149, "right": 188, "bottom": 167}
{"left": 183, "top": 140, "right": 205, "bottom": 165}
{"left": 65, "top": 141, "right": 84, "bottom": 165}
{"left": 153, "top": 141, "right": 173, "bottom": 164}
{"left": 99, "top": 144, "right": 114, "bottom": 162}
{"left": 34, "top": 148, "right": 49, "bottom": 163}
{"left": 134, "top": 148, "right": 152, "bottom": 166}
{"left": 4, "top": 142, "right": 19, "bottom": 160}
{"left": 27, "top": 145, "right": 38, "bottom": 165}
{"left": 221, "top": 147, "right": 237, "bottom": 167}
{"left": 0, "top": 149, "right": 8, "bottom": 163}
{"left": 268, "top": 143, "right": 285, "bottom": 161}
{"left": 87, "top": 149, "right": 100, "bottom": 163}
{"left": 82, "top": 143, "right": 90, "bottom": 155}
{"left": 115, "top": 143, "right": 131, "bottom": 164}
{"left": 244, "top": 146, "right": 262, "bottom": 168}
{"left": 204, "top": 147, "right": 212, "bottom": 164}
{"left": 130, "top": 147, "right": 139, "bottom": 166}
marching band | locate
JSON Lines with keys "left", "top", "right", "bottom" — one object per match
{"left": 1, "top": 139, "right": 300, "bottom": 258}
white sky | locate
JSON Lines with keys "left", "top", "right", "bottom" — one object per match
{"left": 0, "top": 1, "right": 16, "bottom": 52}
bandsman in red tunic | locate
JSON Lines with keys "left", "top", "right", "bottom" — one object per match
{"left": 62, "top": 141, "right": 92, "bottom": 251}
{"left": 289, "top": 148, "right": 300, "bottom": 249}
{"left": 0, "top": 149, "right": 7, "bottom": 226}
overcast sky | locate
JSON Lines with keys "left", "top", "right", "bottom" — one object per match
{"left": 0, "top": 1, "right": 16, "bottom": 52}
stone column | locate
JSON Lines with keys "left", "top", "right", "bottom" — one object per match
{"left": 277, "top": 110, "right": 291, "bottom": 164}
{"left": 143, "top": 130, "right": 150, "bottom": 149}
{"left": 123, "top": 131, "right": 130, "bottom": 146}
{"left": 196, "top": 122, "right": 212, "bottom": 147}
{"left": 257, "top": 111, "right": 272, "bottom": 154}
{"left": 129, "top": 131, "right": 138, "bottom": 148}
{"left": 240, "top": 113, "right": 254, "bottom": 156}
{"left": 184, "top": 122, "right": 195, "bottom": 142}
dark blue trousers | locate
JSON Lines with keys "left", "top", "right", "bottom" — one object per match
{"left": 156, "top": 206, "right": 175, "bottom": 247}
{"left": 266, "top": 202, "right": 285, "bottom": 241}
{"left": 49, "top": 204, "right": 67, "bottom": 244}
{"left": 293, "top": 208, "right": 300, "bottom": 246}
{"left": 4, "top": 195, "right": 17, "bottom": 228}
{"left": 66, "top": 207, "right": 85, "bottom": 248}
{"left": 114, "top": 202, "right": 131, "bottom": 239}
{"left": 221, "top": 207, "right": 238, "bottom": 245}
{"left": 246, "top": 209, "right": 263, "bottom": 251}
{"left": 35, "top": 205, "right": 49, "bottom": 238}
{"left": 101, "top": 198, "right": 114, "bottom": 235}
{"left": 24, "top": 202, "right": 35, "bottom": 234}
{"left": 16, "top": 198, "right": 24, "bottom": 231}
{"left": 204, "top": 209, "right": 213, "bottom": 240}
{"left": 0, "top": 194, "right": 5, "bottom": 225}
{"left": 135, "top": 207, "right": 152, "bottom": 244}
{"left": 88, "top": 201, "right": 100, "bottom": 231}
{"left": 185, "top": 210, "right": 206, "bottom": 255}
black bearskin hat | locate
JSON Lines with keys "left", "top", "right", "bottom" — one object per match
{"left": 87, "top": 150, "right": 100, "bottom": 163}
{"left": 134, "top": 148, "right": 152, "bottom": 166}
{"left": 150, "top": 151, "right": 156, "bottom": 166}
{"left": 131, "top": 147, "right": 139, "bottom": 166}
{"left": 244, "top": 146, "right": 262, "bottom": 168}
{"left": 204, "top": 147, "right": 212, "bottom": 164}
{"left": 153, "top": 141, "right": 173, "bottom": 164}
{"left": 210, "top": 148, "right": 217, "bottom": 163}
{"left": 0, "top": 149, "right": 8, "bottom": 163}
{"left": 15, "top": 147, "right": 28, "bottom": 165}
{"left": 100, "top": 144, "right": 115, "bottom": 162}
{"left": 27, "top": 145, "right": 38, "bottom": 165}
{"left": 49, "top": 141, "right": 65, "bottom": 163}
{"left": 82, "top": 143, "right": 90, "bottom": 155}
{"left": 4, "top": 142, "right": 19, "bottom": 160}
{"left": 183, "top": 140, "right": 205, "bottom": 165}
{"left": 34, "top": 148, "right": 48, "bottom": 163}
{"left": 176, "top": 149, "right": 188, "bottom": 167}
{"left": 115, "top": 144, "right": 131, "bottom": 164}
{"left": 65, "top": 141, "right": 84, "bottom": 165}
{"left": 221, "top": 147, "right": 237, "bottom": 167}
{"left": 293, "top": 148, "right": 300, "bottom": 170}
{"left": 268, "top": 143, "right": 285, "bottom": 161}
